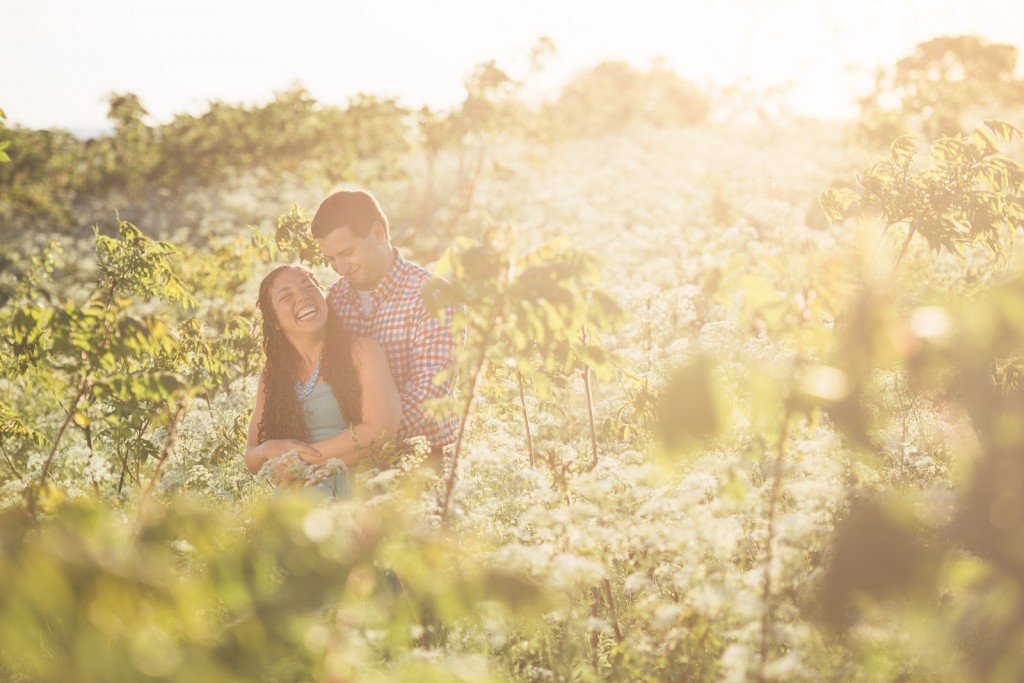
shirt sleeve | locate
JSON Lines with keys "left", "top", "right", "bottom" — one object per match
{"left": 396, "top": 298, "right": 459, "bottom": 443}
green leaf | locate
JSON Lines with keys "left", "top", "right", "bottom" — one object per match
{"left": 981, "top": 119, "right": 1022, "bottom": 144}
{"left": 157, "top": 373, "right": 186, "bottom": 396}
{"left": 656, "top": 356, "right": 727, "bottom": 455}
{"left": 971, "top": 125, "right": 999, "bottom": 153}
{"left": 889, "top": 134, "right": 920, "bottom": 168}
{"left": 821, "top": 495, "right": 940, "bottom": 630}
{"left": 819, "top": 188, "right": 857, "bottom": 223}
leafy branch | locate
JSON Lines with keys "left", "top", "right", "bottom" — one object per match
{"left": 822, "top": 120, "right": 1024, "bottom": 278}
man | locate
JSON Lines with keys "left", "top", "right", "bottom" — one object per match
{"left": 311, "top": 189, "right": 458, "bottom": 463}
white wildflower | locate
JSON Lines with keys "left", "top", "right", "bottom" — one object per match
{"left": 548, "top": 553, "right": 606, "bottom": 591}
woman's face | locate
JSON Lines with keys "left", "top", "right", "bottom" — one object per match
{"left": 266, "top": 268, "right": 329, "bottom": 338}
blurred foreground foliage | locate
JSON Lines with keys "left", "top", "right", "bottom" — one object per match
{"left": 0, "top": 494, "right": 549, "bottom": 683}
{"left": 815, "top": 120, "right": 1024, "bottom": 681}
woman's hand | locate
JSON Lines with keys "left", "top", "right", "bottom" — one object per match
{"left": 244, "top": 435, "right": 323, "bottom": 475}
{"left": 266, "top": 451, "right": 312, "bottom": 487}
{"left": 247, "top": 368, "right": 326, "bottom": 475}
{"left": 250, "top": 441, "right": 323, "bottom": 486}
{"left": 257, "top": 439, "right": 323, "bottom": 463}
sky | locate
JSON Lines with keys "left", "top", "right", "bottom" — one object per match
{"left": 4, "top": 0, "right": 1023, "bottom": 132}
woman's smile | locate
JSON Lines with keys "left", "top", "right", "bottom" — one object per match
{"left": 267, "top": 268, "right": 330, "bottom": 335}
{"left": 296, "top": 304, "right": 319, "bottom": 322}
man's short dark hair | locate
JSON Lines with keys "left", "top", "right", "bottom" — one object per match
{"left": 311, "top": 189, "right": 390, "bottom": 240}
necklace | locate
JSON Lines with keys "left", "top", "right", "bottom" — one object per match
{"left": 295, "top": 362, "right": 321, "bottom": 399}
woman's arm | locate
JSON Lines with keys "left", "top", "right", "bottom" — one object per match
{"left": 306, "top": 337, "right": 401, "bottom": 466}
{"left": 244, "top": 367, "right": 323, "bottom": 475}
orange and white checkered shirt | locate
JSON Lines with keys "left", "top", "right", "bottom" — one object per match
{"left": 327, "top": 249, "right": 458, "bottom": 447}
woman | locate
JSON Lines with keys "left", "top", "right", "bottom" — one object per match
{"left": 245, "top": 264, "right": 401, "bottom": 497}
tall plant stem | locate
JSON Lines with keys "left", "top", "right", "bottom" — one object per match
{"left": 603, "top": 578, "right": 623, "bottom": 643}
{"left": 890, "top": 225, "right": 918, "bottom": 281}
{"left": 583, "top": 365, "right": 598, "bottom": 468}
{"left": 2, "top": 443, "right": 23, "bottom": 479}
{"left": 516, "top": 369, "right": 536, "bottom": 468}
{"left": 80, "top": 421, "right": 99, "bottom": 494}
{"left": 866, "top": 221, "right": 894, "bottom": 274}
{"left": 415, "top": 154, "right": 438, "bottom": 231}
{"left": 581, "top": 327, "right": 599, "bottom": 469}
{"left": 454, "top": 144, "right": 487, "bottom": 225}
{"left": 28, "top": 374, "right": 90, "bottom": 516}
{"left": 138, "top": 399, "right": 188, "bottom": 507}
{"left": 758, "top": 412, "right": 790, "bottom": 683}
{"left": 440, "top": 331, "right": 492, "bottom": 526}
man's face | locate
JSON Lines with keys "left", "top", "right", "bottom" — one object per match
{"left": 316, "top": 222, "right": 391, "bottom": 291}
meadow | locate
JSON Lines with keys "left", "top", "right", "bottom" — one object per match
{"left": 2, "top": 50, "right": 1024, "bottom": 681}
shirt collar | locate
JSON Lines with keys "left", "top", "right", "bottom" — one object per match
{"left": 339, "top": 247, "right": 405, "bottom": 304}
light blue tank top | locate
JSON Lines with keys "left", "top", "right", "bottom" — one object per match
{"left": 299, "top": 381, "right": 350, "bottom": 498}
{"left": 300, "top": 381, "right": 348, "bottom": 441}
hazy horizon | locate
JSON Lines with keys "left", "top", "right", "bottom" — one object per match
{"left": 5, "top": 0, "right": 1024, "bottom": 132}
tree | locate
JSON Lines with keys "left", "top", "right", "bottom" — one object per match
{"left": 0, "top": 107, "right": 9, "bottom": 163}
{"left": 858, "top": 35, "right": 1024, "bottom": 145}
{"left": 821, "top": 120, "right": 1024, "bottom": 276}
{"left": 92, "top": 92, "right": 158, "bottom": 192}
{"left": 547, "top": 59, "right": 709, "bottom": 138}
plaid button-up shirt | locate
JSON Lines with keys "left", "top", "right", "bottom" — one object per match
{"left": 327, "top": 249, "right": 458, "bottom": 447}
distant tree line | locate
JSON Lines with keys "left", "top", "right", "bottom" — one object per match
{"left": 3, "top": 33, "right": 1021, "bottom": 241}
{"left": 0, "top": 54, "right": 710, "bottom": 239}
{"left": 0, "top": 88, "right": 411, "bottom": 235}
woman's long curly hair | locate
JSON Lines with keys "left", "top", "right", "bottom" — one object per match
{"left": 255, "top": 265, "right": 363, "bottom": 444}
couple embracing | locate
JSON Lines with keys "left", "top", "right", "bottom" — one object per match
{"left": 244, "top": 189, "right": 458, "bottom": 497}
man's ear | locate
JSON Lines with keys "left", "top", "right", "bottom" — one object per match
{"left": 372, "top": 221, "right": 387, "bottom": 244}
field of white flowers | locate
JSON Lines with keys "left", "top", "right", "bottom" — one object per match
{"left": 4, "top": 117, "right": 1019, "bottom": 682}
{"left": 417, "top": 123, "right": 924, "bottom": 681}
